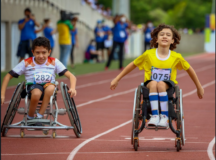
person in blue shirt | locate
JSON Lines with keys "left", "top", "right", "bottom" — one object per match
{"left": 85, "top": 39, "right": 100, "bottom": 63}
{"left": 34, "top": 18, "right": 57, "bottom": 56}
{"left": 105, "top": 14, "right": 131, "bottom": 70}
{"left": 143, "top": 21, "right": 154, "bottom": 52}
{"left": 43, "top": 19, "right": 56, "bottom": 56}
{"left": 70, "top": 17, "right": 79, "bottom": 68}
{"left": 94, "top": 20, "right": 106, "bottom": 62}
{"left": 17, "top": 8, "right": 40, "bottom": 62}
{"left": 102, "top": 20, "right": 112, "bottom": 57}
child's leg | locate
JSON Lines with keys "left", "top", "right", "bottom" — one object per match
{"left": 28, "top": 89, "right": 42, "bottom": 118}
{"left": 38, "top": 85, "right": 55, "bottom": 117}
{"left": 146, "top": 80, "right": 159, "bottom": 126}
{"left": 157, "top": 81, "right": 170, "bottom": 127}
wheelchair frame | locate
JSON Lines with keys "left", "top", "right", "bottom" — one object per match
{"left": 131, "top": 83, "right": 185, "bottom": 152}
{"left": 1, "top": 81, "right": 82, "bottom": 138}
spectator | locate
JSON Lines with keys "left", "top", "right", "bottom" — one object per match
{"left": 85, "top": 39, "right": 100, "bottom": 63}
{"left": 94, "top": 20, "right": 105, "bottom": 62}
{"left": 35, "top": 18, "right": 57, "bottom": 56}
{"left": 57, "top": 11, "right": 73, "bottom": 67}
{"left": 70, "top": 17, "right": 79, "bottom": 68}
{"left": 102, "top": 20, "right": 112, "bottom": 57}
{"left": 143, "top": 21, "right": 154, "bottom": 52}
{"left": 17, "top": 8, "right": 40, "bottom": 62}
{"left": 105, "top": 14, "right": 131, "bottom": 70}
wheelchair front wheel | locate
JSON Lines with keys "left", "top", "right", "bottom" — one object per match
{"left": 1, "top": 81, "right": 25, "bottom": 137}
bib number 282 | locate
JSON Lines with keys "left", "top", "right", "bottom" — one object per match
{"left": 34, "top": 73, "right": 52, "bottom": 84}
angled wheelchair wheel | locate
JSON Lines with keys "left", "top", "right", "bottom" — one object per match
{"left": 179, "top": 89, "right": 185, "bottom": 146}
{"left": 175, "top": 86, "right": 185, "bottom": 150}
{"left": 60, "top": 82, "right": 82, "bottom": 138}
{"left": 131, "top": 85, "right": 142, "bottom": 150}
{"left": 1, "top": 81, "right": 25, "bottom": 137}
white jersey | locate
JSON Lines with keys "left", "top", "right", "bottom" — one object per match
{"left": 9, "top": 57, "right": 67, "bottom": 85}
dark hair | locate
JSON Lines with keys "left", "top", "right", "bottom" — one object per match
{"left": 44, "top": 18, "right": 50, "bottom": 23}
{"left": 32, "top": 37, "right": 51, "bottom": 51}
{"left": 150, "top": 24, "right": 181, "bottom": 50}
{"left": 24, "top": 8, "right": 31, "bottom": 13}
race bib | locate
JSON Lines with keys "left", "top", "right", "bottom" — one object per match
{"left": 34, "top": 72, "right": 52, "bottom": 84}
{"left": 146, "top": 33, "right": 151, "bottom": 39}
{"left": 120, "top": 31, "right": 126, "bottom": 38}
{"left": 151, "top": 67, "right": 171, "bottom": 82}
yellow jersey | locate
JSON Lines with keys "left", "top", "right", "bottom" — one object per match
{"left": 57, "top": 20, "right": 73, "bottom": 45}
{"left": 133, "top": 48, "right": 190, "bottom": 84}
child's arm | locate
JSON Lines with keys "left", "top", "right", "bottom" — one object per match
{"left": 63, "top": 71, "right": 77, "bottom": 97}
{"left": 1, "top": 74, "right": 13, "bottom": 105}
{"left": 186, "top": 66, "right": 204, "bottom": 99}
{"left": 110, "top": 62, "right": 137, "bottom": 90}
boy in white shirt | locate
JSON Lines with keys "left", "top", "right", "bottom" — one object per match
{"left": 1, "top": 37, "right": 77, "bottom": 124}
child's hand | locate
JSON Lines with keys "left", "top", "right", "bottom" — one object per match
{"left": 1, "top": 96, "right": 5, "bottom": 105}
{"left": 110, "top": 78, "right": 119, "bottom": 90}
{"left": 197, "top": 87, "right": 204, "bottom": 99}
{"left": 68, "top": 88, "right": 77, "bottom": 97}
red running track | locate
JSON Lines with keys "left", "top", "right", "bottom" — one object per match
{"left": 1, "top": 53, "right": 215, "bottom": 160}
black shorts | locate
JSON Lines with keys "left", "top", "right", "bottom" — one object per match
{"left": 96, "top": 42, "right": 105, "bottom": 50}
{"left": 17, "top": 40, "right": 33, "bottom": 58}
{"left": 144, "top": 80, "right": 175, "bottom": 88}
{"left": 27, "top": 84, "right": 45, "bottom": 99}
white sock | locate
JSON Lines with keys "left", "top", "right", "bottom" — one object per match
{"left": 27, "top": 115, "right": 34, "bottom": 119}
{"left": 36, "top": 113, "right": 43, "bottom": 118}
{"left": 159, "top": 92, "right": 168, "bottom": 117}
{"left": 149, "top": 92, "right": 159, "bottom": 115}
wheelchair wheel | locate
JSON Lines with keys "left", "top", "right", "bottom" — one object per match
{"left": 131, "top": 85, "right": 142, "bottom": 150}
{"left": 180, "top": 89, "right": 185, "bottom": 146}
{"left": 60, "top": 82, "right": 82, "bottom": 138}
{"left": 175, "top": 86, "right": 185, "bottom": 149}
{"left": 1, "top": 81, "right": 25, "bottom": 137}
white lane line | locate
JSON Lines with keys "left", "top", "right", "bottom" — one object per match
{"left": 66, "top": 120, "right": 132, "bottom": 160}
{"left": 2, "top": 150, "right": 215, "bottom": 156}
{"left": 77, "top": 89, "right": 135, "bottom": 108}
{"left": 183, "top": 80, "right": 215, "bottom": 98}
{"left": 207, "top": 137, "right": 215, "bottom": 160}
{"left": 67, "top": 80, "right": 215, "bottom": 160}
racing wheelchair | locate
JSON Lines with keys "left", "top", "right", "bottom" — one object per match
{"left": 1, "top": 81, "right": 82, "bottom": 138}
{"left": 131, "top": 83, "right": 185, "bottom": 152}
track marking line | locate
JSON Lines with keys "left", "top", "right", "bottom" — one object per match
{"left": 67, "top": 80, "right": 215, "bottom": 160}
{"left": 207, "top": 137, "right": 215, "bottom": 160}
{"left": 2, "top": 150, "right": 215, "bottom": 156}
{"left": 66, "top": 120, "right": 132, "bottom": 160}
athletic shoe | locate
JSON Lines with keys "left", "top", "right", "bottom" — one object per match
{"left": 105, "top": 67, "right": 108, "bottom": 70}
{"left": 148, "top": 115, "right": 159, "bottom": 126}
{"left": 157, "top": 114, "right": 169, "bottom": 127}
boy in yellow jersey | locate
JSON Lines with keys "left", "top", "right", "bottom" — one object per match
{"left": 57, "top": 17, "right": 73, "bottom": 67}
{"left": 110, "top": 24, "right": 204, "bottom": 127}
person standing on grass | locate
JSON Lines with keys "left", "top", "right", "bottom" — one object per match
{"left": 94, "top": 20, "right": 105, "bottom": 62}
{"left": 105, "top": 14, "right": 131, "bottom": 70}
{"left": 143, "top": 21, "right": 154, "bottom": 52}
{"left": 57, "top": 11, "right": 73, "bottom": 67}
{"left": 70, "top": 17, "right": 79, "bottom": 68}
{"left": 17, "top": 8, "right": 40, "bottom": 62}
{"left": 110, "top": 24, "right": 204, "bottom": 127}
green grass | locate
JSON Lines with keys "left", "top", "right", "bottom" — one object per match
{"left": 1, "top": 52, "right": 201, "bottom": 87}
